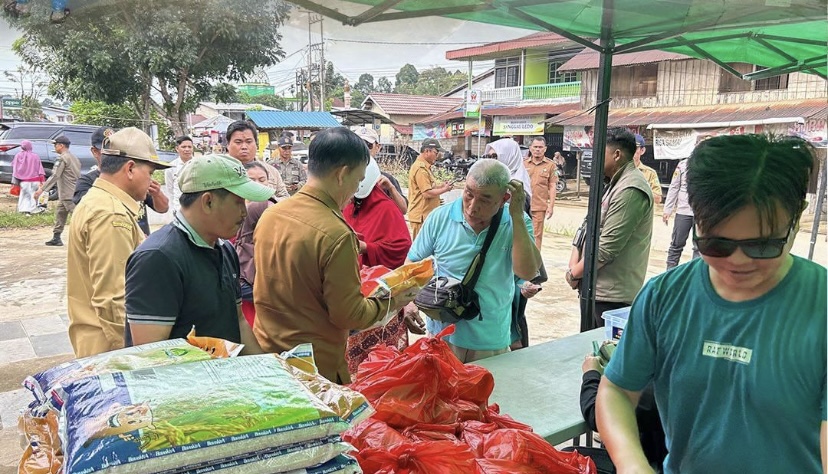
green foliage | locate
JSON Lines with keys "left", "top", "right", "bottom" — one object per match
{"left": 354, "top": 73, "right": 375, "bottom": 96}
{"left": 239, "top": 92, "right": 287, "bottom": 110}
{"left": 393, "top": 65, "right": 466, "bottom": 96}
{"left": 0, "top": 209, "right": 55, "bottom": 229}
{"left": 376, "top": 77, "right": 393, "bottom": 93}
{"left": 7, "top": 0, "right": 292, "bottom": 136}
{"left": 211, "top": 83, "right": 240, "bottom": 104}
{"left": 395, "top": 64, "right": 420, "bottom": 92}
{"left": 18, "top": 96, "right": 42, "bottom": 121}
{"left": 69, "top": 100, "right": 143, "bottom": 128}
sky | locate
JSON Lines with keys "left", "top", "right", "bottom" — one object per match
{"left": 0, "top": 1, "right": 532, "bottom": 99}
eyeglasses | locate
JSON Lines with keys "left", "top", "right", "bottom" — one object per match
{"left": 692, "top": 225, "right": 793, "bottom": 259}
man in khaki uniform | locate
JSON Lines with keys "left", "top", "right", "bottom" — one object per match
{"left": 253, "top": 128, "right": 417, "bottom": 384}
{"left": 406, "top": 138, "right": 453, "bottom": 239}
{"left": 634, "top": 134, "right": 662, "bottom": 204}
{"left": 36, "top": 135, "right": 81, "bottom": 246}
{"left": 524, "top": 136, "right": 558, "bottom": 248}
{"left": 66, "top": 127, "right": 171, "bottom": 357}
{"left": 270, "top": 136, "right": 307, "bottom": 195}
{"left": 225, "top": 120, "right": 289, "bottom": 199}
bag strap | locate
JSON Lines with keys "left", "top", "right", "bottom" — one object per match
{"left": 461, "top": 207, "right": 504, "bottom": 290}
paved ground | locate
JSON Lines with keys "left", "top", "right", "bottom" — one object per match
{"left": 0, "top": 186, "right": 825, "bottom": 473}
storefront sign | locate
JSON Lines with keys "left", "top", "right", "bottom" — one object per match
{"left": 493, "top": 115, "right": 545, "bottom": 136}
{"left": 563, "top": 126, "right": 594, "bottom": 151}
{"left": 464, "top": 90, "right": 481, "bottom": 119}
{"left": 414, "top": 119, "right": 490, "bottom": 140}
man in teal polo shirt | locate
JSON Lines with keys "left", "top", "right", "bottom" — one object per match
{"left": 405, "top": 159, "right": 542, "bottom": 363}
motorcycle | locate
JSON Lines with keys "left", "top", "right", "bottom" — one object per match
{"left": 556, "top": 166, "right": 567, "bottom": 193}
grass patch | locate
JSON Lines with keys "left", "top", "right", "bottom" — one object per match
{"left": 545, "top": 223, "right": 576, "bottom": 237}
{"left": 153, "top": 169, "right": 166, "bottom": 185}
{"left": 0, "top": 209, "right": 56, "bottom": 228}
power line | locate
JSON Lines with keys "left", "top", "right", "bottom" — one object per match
{"left": 326, "top": 38, "right": 492, "bottom": 46}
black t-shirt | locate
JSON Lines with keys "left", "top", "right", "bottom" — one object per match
{"left": 124, "top": 220, "right": 242, "bottom": 345}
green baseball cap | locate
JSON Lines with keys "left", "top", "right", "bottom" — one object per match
{"left": 178, "top": 154, "right": 275, "bottom": 202}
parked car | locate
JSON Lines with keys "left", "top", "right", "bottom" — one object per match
{"left": 0, "top": 122, "right": 100, "bottom": 185}
{"left": 291, "top": 141, "right": 309, "bottom": 165}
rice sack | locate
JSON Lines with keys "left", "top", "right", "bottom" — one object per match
{"left": 24, "top": 339, "right": 214, "bottom": 413}
{"left": 61, "top": 354, "right": 350, "bottom": 474}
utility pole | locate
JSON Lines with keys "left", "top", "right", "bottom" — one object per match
{"left": 307, "top": 13, "right": 325, "bottom": 111}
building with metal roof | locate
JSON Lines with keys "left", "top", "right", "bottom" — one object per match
{"left": 245, "top": 111, "right": 341, "bottom": 131}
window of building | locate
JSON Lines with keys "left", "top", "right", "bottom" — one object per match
{"left": 548, "top": 60, "right": 579, "bottom": 84}
{"left": 719, "top": 63, "right": 789, "bottom": 93}
{"left": 610, "top": 63, "right": 659, "bottom": 97}
{"left": 494, "top": 57, "right": 521, "bottom": 88}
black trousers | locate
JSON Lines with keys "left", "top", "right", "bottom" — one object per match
{"left": 666, "top": 214, "right": 700, "bottom": 269}
{"left": 581, "top": 297, "right": 630, "bottom": 331}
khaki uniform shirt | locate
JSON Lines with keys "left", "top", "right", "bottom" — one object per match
{"left": 252, "top": 185, "right": 393, "bottom": 384}
{"left": 407, "top": 156, "right": 439, "bottom": 224}
{"left": 524, "top": 156, "right": 558, "bottom": 212}
{"left": 67, "top": 178, "right": 143, "bottom": 357}
{"left": 270, "top": 157, "right": 307, "bottom": 195}
{"left": 637, "top": 163, "right": 663, "bottom": 202}
{"left": 42, "top": 150, "right": 81, "bottom": 201}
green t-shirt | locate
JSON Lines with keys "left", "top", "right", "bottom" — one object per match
{"left": 606, "top": 256, "right": 827, "bottom": 473}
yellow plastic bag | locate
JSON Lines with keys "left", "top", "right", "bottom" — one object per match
{"left": 368, "top": 258, "right": 434, "bottom": 299}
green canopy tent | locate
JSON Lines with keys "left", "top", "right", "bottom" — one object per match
{"left": 292, "top": 0, "right": 828, "bottom": 332}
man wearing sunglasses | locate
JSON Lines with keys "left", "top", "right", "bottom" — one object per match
{"left": 598, "top": 135, "right": 826, "bottom": 474}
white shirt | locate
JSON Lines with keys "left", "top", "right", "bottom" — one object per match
{"left": 163, "top": 157, "right": 186, "bottom": 214}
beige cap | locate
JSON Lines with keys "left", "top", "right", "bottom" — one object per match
{"left": 102, "top": 127, "right": 171, "bottom": 169}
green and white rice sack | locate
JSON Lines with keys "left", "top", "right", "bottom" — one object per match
{"left": 61, "top": 354, "right": 350, "bottom": 474}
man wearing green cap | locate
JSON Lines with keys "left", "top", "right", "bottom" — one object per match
{"left": 124, "top": 154, "right": 274, "bottom": 351}
{"left": 66, "top": 127, "right": 172, "bottom": 357}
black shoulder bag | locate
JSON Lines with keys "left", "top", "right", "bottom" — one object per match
{"left": 414, "top": 209, "right": 503, "bottom": 323}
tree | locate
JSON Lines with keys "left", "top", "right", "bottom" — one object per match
{"left": 354, "top": 73, "right": 375, "bottom": 96}
{"left": 18, "top": 96, "right": 42, "bottom": 121}
{"left": 376, "top": 77, "right": 393, "bottom": 93}
{"left": 395, "top": 64, "right": 419, "bottom": 94}
{"left": 239, "top": 92, "right": 287, "bottom": 110}
{"left": 69, "top": 100, "right": 144, "bottom": 129}
{"left": 3, "top": 61, "right": 47, "bottom": 100}
{"left": 210, "top": 83, "right": 240, "bottom": 104}
{"left": 413, "top": 67, "right": 467, "bottom": 96}
{"left": 6, "top": 0, "right": 291, "bottom": 137}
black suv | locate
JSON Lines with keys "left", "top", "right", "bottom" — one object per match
{"left": 0, "top": 122, "right": 101, "bottom": 185}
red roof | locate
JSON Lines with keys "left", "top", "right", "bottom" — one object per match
{"left": 446, "top": 32, "right": 573, "bottom": 61}
{"left": 558, "top": 49, "right": 690, "bottom": 71}
{"left": 391, "top": 124, "right": 413, "bottom": 135}
{"left": 363, "top": 93, "right": 462, "bottom": 117}
{"left": 416, "top": 103, "right": 579, "bottom": 124}
{"left": 546, "top": 99, "right": 828, "bottom": 127}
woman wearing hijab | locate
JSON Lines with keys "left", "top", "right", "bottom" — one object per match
{"left": 483, "top": 137, "right": 542, "bottom": 350}
{"left": 484, "top": 138, "right": 533, "bottom": 213}
{"left": 12, "top": 140, "right": 45, "bottom": 214}
{"left": 343, "top": 157, "right": 413, "bottom": 379}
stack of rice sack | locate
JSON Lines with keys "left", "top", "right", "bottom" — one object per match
{"left": 18, "top": 336, "right": 366, "bottom": 474}
{"left": 345, "top": 325, "right": 597, "bottom": 474}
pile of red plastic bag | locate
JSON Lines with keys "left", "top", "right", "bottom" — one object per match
{"left": 345, "top": 326, "right": 597, "bottom": 474}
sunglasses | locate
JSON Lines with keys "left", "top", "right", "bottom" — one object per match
{"left": 692, "top": 225, "right": 792, "bottom": 259}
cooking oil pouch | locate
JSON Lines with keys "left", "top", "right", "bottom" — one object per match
{"left": 60, "top": 354, "right": 349, "bottom": 474}
{"left": 368, "top": 259, "right": 434, "bottom": 299}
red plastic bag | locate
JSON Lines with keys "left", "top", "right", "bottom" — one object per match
{"left": 10, "top": 184, "right": 21, "bottom": 196}
{"left": 343, "top": 418, "right": 407, "bottom": 451}
{"left": 356, "top": 440, "right": 477, "bottom": 474}
{"left": 477, "top": 429, "right": 597, "bottom": 474}
{"left": 360, "top": 265, "right": 392, "bottom": 297}
{"left": 483, "top": 404, "right": 534, "bottom": 431}
{"left": 402, "top": 422, "right": 461, "bottom": 443}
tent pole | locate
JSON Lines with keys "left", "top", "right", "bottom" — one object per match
{"left": 808, "top": 156, "right": 826, "bottom": 260}
{"left": 580, "top": 0, "right": 614, "bottom": 333}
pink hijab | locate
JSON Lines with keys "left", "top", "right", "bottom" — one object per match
{"left": 12, "top": 140, "right": 45, "bottom": 181}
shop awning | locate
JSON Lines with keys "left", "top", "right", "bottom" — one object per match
{"left": 245, "top": 111, "right": 341, "bottom": 130}
{"left": 547, "top": 99, "right": 828, "bottom": 128}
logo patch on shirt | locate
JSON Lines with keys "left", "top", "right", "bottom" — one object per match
{"left": 701, "top": 340, "right": 752, "bottom": 364}
{"left": 112, "top": 221, "right": 134, "bottom": 231}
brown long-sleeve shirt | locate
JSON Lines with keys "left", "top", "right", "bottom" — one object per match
{"left": 67, "top": 178, "right": 143, "bottom": 357}
{"left": 252, "top": 185, "right": 393, "bottom": 383}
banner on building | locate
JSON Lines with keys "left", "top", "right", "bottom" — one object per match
{"left": 562, "top": 126, "right": 594, "bottom": 151}
{"left": 493, "top": 114, "right": 545, "bottom": 136}
{"left": 414, "top": 119, "right": 490, "bottom": 141}
{"left": 464, "top": 90, "right": 482, "bottom": 119}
